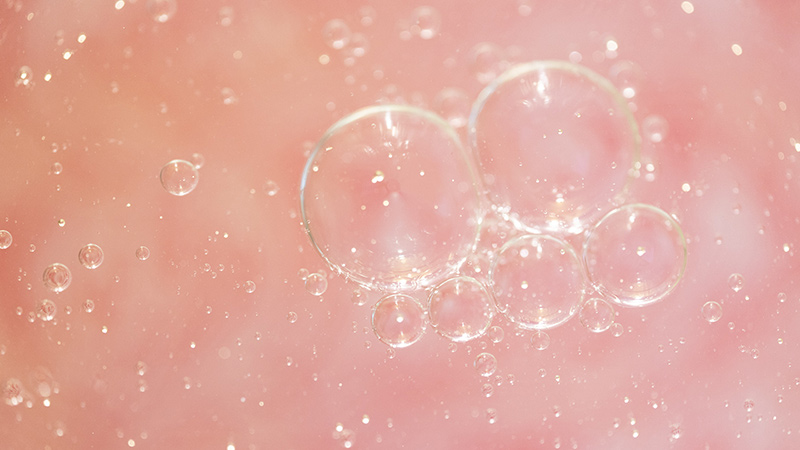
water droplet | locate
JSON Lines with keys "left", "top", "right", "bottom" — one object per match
{"left": 146, "top": 0, "right": 177, "bottom": 23}
{"left": 490, "top": 234, "right": 584, "bottom": 330}
{"left": 136, "top": 246, "right": 151, "bottom": 261}
{"left": 0, "top": 230, "right": 12, "bottom": 249}
{"left": 322, "top": 19, "right": 351, "bottom": 50}
{"left": 43, "top": 263, "right": 72, "bottom": 293}
{"left": 579, "top": 297, "right": 615, "bottom": 333}
{"left": 78, "top": 243, "right": 104, "bottom": 269}
{"left": 410, "top": 6, "right": 441, "bottom": 40}
{"left": 371, "top": 293, "right": 426, "bottom": 348}
{"left": 486, "top": 325, "right": 505, "bottom": 343}
{"left": 530, "top": 330, "right": 550, "bottom": 350}
{"left": 474, "top": 352, "right": 498, "bottom": 377}
{"left": 428, "top": 276, "right": 495, "bottom": 342}
{"left": 300, "top": 105, "right": 481, "bottom": 291}
{"left": 701, "top": 301, "right": 723, "bottom": 323}
{"left": 470, "top": 61, "right": 639, "bottom": 234}
{"left": 37, "top": 299, "right": 57, "bottom": 321}
{"left": 160, "top": 160, "right": 199, "bottom": 196}
{"left": 728, "top": 273, "right": 744, "bottom": 293}
{"left": 641, "top": 115, "right": 668, "bottom": 143}
{"left": 433, "top": 88, "right": 471, "bottom": 129}
{"left": 82, "top": 299, "right": 95, "bottom": 313}
{"left": 583, "top": 204, "right": 687, "bottom": 307}
{"left": 305, "top": 272, "right": 328, "bottom": 296}
{"left": 287, "top": 311, "right": 298, "bottom": 323}
{"left": 244, "top": 280, "right": 256, "bottom": 294}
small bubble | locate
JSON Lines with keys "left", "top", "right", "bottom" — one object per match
{"left": 701, "top": 301, "right": 723, "bottom": 323}
{"left": 609, "top": 61, "right": 644, "bottom": 99}
{"left": 469, "top": 42, "right": 506, "bottom": 84}
{"left": 305, "top": 272, "right": 328, "bottom": 296}
{"left": 221, "top": 87, "right": 239, "bottom": 105}
{"left": 474, "top": 352, "right": 498, "bottom": 377}
{"left": 78, "top": 243, "right": 104, "bottom": 269}
{"left": 244, "top": 281, "right": 256, "bottom": 294}
{"left": 218, "top": 6, "right": 234, "bottom": 26}
{"left": 190, "top": 153, "right": 205, "bottom": 169}
{"left": 728, "top": 273, "right": 744, "bottom": 292}
{"left": 641, "top": 115, "right": 669, "bottom": 143}
{"left": 146, "top": 0, "right": 177, "bottom": 23}
{"left": 136, "top": 246, "right": 151, "bottom": 261}
{"left": 371, "top": 293, "right": 427, "bottom": 348}
{"left": 263, "top": 180, "right": 279, "bottom": 196}
{"left": 744, "top": 399, "right": 754, "bottom": 412}
{"left": 43, "top": 263, "right": 72, "bottom": 293}
{"left": 58, "top": 219, "right": 66, "bottom": 227}
{"left": 297, "top": 268, "right": 309, "bottom": 280}
{"left": 410, "top": 6, "right": 441, "bottom": 40}
{"left": 579, "top": 297, "right": 615, "bottom": 333}
{"left": 82, "top": 299, "right": 95, "bottom": 313}
{"left": 160, "top": 160, "right": 199, "bottom": 196}
{"left": 16, "top": 66, "right": 34, "bottom": 88}
{"left": 427, "top": 276, "right": 495, "bottom": 342}
{"left": 0, "top": 230, "right": 12, "bottom": 249}
{"left": 433, "top": 88, "right": 471, "bottom": 129}
{"left": 481, "top": 383, "right": 494, "bottom": 398}
{"left": 530, "top": 330, "right": 550, "bottom": 350}
{"left": 778, "top": 292, "right": 787, "bottom": 303}
{"left": 487, "top": 325, "right": 505, "bottom": 343}
{"left": 51, "top": 162, "right": 63, "bottom": 175}
{"left": 351, "top": 287, "right": 368, "bottom": 306}
{"left": 37, "top": 299, "right": 57, "bottom": 321}
{"left": 486, "top": 408, "right": 498, "bottom": 424}
{"left": 287, "top": 311, "right": 298, "bottom": 323}
{"left": 322, "top": 19, "right": 351, "bottom": 50}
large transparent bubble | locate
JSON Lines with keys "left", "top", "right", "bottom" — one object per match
{"left": 301, "top": 105, "right": 482, "bottom": 291}
{"left": 582, "top": 203, "right": 687, "bottom": 307}
{"left": 489, "top": 234, "right": 584, "bottom": 330}
{"left": 469, "top": 60, "right": 640, "bottom": 235}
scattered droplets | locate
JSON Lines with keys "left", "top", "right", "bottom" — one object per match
{"left": 146, "top": 0, "right": 177, "bottom": 23}
{"left": 82, "top": 299, "right": 95, "bottom": 313}
{"left": 305, "top": 272, "right": 328, "bottom": 296}
{"left": 701, "top": 301, "right": 723, "bottom": 323}
{"left": 78, "top": 243, "right": 104, "bottom": 269}
{"left": 490, "top": 234, "right": 584, "bottom": 330}
{"left": 583, "top": 204, "right": 687, "bottom": 307}
{"left": 43, "top": 263, "right": 72, "bottom": 293}
{"left": 474, "top": 352, "right": 498, "bottom": 377}
{"left": 136, "top": 246, "right": 151, "bottom": 261}
{"left": 300, "top": 105, "right": 480, "bottom": 291}
{"left": 160, "top": 160, "right": 199, "bottom": 196}
{"left": 470, "top": 61, "right": 639, "bottom": 234}
{"left": 530, "top": 330, "right": 550, "bottom": 350}
{"left": 371, "top": 293, "right": 427, "bottom": 348}
{"left": 37, "top": 299, "right": 57, "bottom": 321}
{"left": 728, "top": 273, "right": 744, "bottom": 293}
{"left": 0, "top": 230, "right": 11, "bottom": 249}
{"left": 579, "top": 297, "right": 615, "bottom": 333}
{"left": 427, "top": 276, "right": 495, "bottom": 342}
{"left": 322, "top": 19, "right": 351, "bottom": 50}
{"left": 641, "top": 115, "right": 669, "bottom": 143}
{"left": 410, "top": 6, "right": 441, "bottom": 40}
{"left": 244, "top": 280, "right": 256, "bottom": 294}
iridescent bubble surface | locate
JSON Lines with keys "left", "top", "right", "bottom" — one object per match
{"left": 469, "top": 61, "right": 640, "bottom": 234}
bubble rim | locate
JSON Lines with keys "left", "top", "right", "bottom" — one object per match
{"left": 371, "top": 292, "right": 428, "bottom": 348}
{"left": 487, "top": 233, "right": 586, "bottom": 330}
{"left": 427, "top": 275, "right": 496, "bottom": 342}
{"left": 159, "top": 159, "right": 199, "bottom": 197}
{"left": 582, "top": 203, "right": 688, "bottom": 308}
{"left": 300, "top": 104, "right": 484, "bottom": 292}
{"left": 578, "top": 296, "right": 616, "bottom": 333}
{"left": 467, "top": 60, "right": 642, "bottom": 235}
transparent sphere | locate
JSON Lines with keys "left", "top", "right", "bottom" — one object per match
{"left": 300, "top": 105, "right": 482, "bottom": 291}
{"left": 78, "top": 243, "right": 104, "bottom": 269}
{"left": 469, "top": 61, "right": 640, "bottom": 235}
{"left": 489, "top": 234, "right": 585, "bottom": 330}
{"left": 37, "top": 299, "right": 57, "bottom": 322}
{"left": 427, "top": 276, "right": 496, "bottom": 342}
{"left": 0, "top": 230, "right": 11, "bottom": 249}
{"left": 160, "top": 160, "right": 199, "bottom": 196}
{"left": 474, "top": 352, "right": 498, "bottom": 377}
{"left": 371, "top": 293, "right": 427, "bottom": 348}
{"left": 136, "top": 246, "right": 151, "bottom": 261}
{"left": 578, "top": 297, "right": 615, "bottom": 333}
{"left": 43, "top": 263, "right": 72, "bottom": 293}
{"left": 583, "top": 204, "right": 687, "bottom": 307}
{"left": 701, "top": 301, "right": 723, "bottom": 323}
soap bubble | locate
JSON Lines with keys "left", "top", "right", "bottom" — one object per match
{"left": 371, "top": 293, "right": 427, "bottom": 348}
{"left": 469, "top": 60, "right": 640, "bottom": 235}
{"left": 579, "top": 297, "right": 615, "bottom": 333}
{"left": 427, "top": 276, "right": 495, "bottom": 342}
{"left": 727, "top": 273, "right": 744, "bottom": 293}
{"left": 305, "top": 272, "right": 328, "bottom": 296}
{"left": 300, "top": 105, "right": 481, "bottom": 291}
{"left": 146, "top": 0, "right": 177, "bottom": 23}
{"left": 43, "top": 263, "right": 72, "bottom": 293}
{"left": 583, "top": 204, "right": 687, "bottom": 307}
{"left": 489, "top": 234, "right": 584, "bottom": 330}
{"left": 0, "top": 230, "right": 11, "bottom": 249}
{"left": 136, "top": 246, "right": 151, "bottom": 261}
{"left": 78, "top": 243, "right": 104, "bottom": 269}
{"left": 474, "top": 352, "right": 498, "bottom": 377}
{"left": 160, "top": 160, "right": 198, "bottom": 196}
{"left": 530, "top": 330, "right": 550, "bottom": 350}
{"left": 701, "top": 301, "right": 723, "bottom": 323}
{"left": 37, "top": 299, "right": 57, "bottom": 321}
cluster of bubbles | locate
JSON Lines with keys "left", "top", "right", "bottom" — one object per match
{"left": 300, "top": 61, "right": 688, "bottom": 349}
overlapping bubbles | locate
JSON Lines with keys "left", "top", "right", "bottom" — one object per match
{"left": 300, "top": 61, "right": 687, "bottom": 349}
